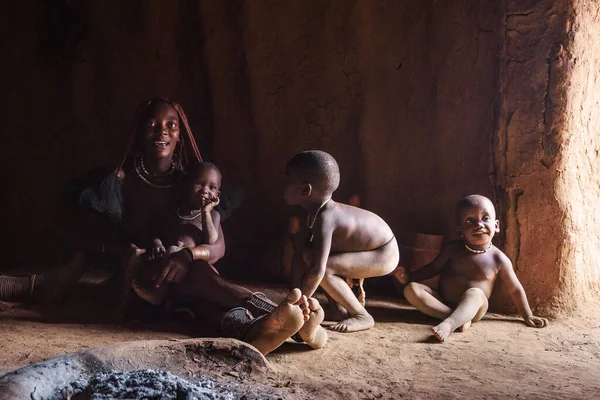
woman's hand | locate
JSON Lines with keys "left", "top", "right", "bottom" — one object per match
{"left": 154, "top": 247, "right": 192, "bottom": 287}
{"left": 121, "top": 243, "right": 147, "bottom": 267}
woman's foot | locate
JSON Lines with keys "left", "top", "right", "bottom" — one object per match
{"left": 245, "top": 288, "right": 307, "bottom": 355}
{"left": 297, "top": 297, "right": 328, "bottom": 349}
{"left": 329, "top": 312, "right": 374, "bottom": 333}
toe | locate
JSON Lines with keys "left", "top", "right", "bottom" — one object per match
{"left": 431, "top": 327, "right": 443, "bottom": 342}
{"left": 307, "top": 297, "right": 320, "bottom": 311}
{"left": 329, "top": 323, "right": 347, "bottom": 333}
{"left": 286, "top": 288, "right": 302, "bottom": 304}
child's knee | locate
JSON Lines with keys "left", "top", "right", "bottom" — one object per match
{"left": 463, "top": 287, "right": 488, "bottom": 304}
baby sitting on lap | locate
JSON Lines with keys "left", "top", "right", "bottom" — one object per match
{"left": 133, "top": 162, "right": 222, "bottom": 305}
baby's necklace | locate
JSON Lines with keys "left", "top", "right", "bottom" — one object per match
{"left": 464, "top": 242, "right": 492, "bottom": 254}
{"left": 307, "top": 199, "right": 331, "bottom": 243}
{"left": 178, "top": 207, "right": 203, "bottom": 221}
{"left": 307, "top": 198, "right": 331, "bottom": 229}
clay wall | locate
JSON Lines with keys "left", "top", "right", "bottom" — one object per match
{"left": 0, "top": 1, "right": 500, "bottom": 275}
{"left": 492, "top": 0, "right": 600, "bottom": 315}
{"left": 554, "top": 0, "right": 600, "bottom": 313}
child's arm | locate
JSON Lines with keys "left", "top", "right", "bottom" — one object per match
{"left": 202, "top": 196, "right": 221, "bottom": 245}
{"left": 497, "top": 255, "right": 549, "bottom": 328}
{"left": 300, "top": 216, "right": 334, "bottom": 298}
{"left": 406, "top": 244, "right": 451, "bottom": 283}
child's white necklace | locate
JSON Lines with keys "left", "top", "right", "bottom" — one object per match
{"left": 307, "top": 198, "right": 331, "bottom": 229}
{"left": 464, "top": 242, "right": 492, "bottom": 254}
{"left": 178, "top": 207, "right": 203, "bottom": 221}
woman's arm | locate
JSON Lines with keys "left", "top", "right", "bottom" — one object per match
{"left": 155, "top": 224, "right": 226, "bottom": 287}
{"left": 187, "top": 223, "right": 226, "bottom": 265}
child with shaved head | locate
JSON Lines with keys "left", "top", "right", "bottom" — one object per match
{"left": 398, "top": 194, "right": 548, "bottom": 342}
{"left": 284, "top": 150, "right": 399, "bottom": 333}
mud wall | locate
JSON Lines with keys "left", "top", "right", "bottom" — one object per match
{"left": 492, "top": 0, "right": 600, "bottom": 315}
{"left": 200, "top": 0, "right": 502, "bottom": 275}
{"left": 554, "top": 0, "right": 600, "bottom": 313}
{"left": 0, "top": 1, "right": 500, "bottom": 271}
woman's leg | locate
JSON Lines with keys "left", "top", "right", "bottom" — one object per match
{"left": 173, "top": 260, "right": 254, "bottom": 309}
{"left": 0, "top": 252, "right": 86, "bottom": 303}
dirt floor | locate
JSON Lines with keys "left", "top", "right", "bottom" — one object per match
{"left": 1, "top": 283, "right": 600, "bottom": 399}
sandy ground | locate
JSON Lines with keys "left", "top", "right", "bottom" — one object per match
{"left": 1, "top": 285, "right": 600, "bottom": 399}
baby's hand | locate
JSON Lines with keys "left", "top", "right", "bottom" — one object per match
{"left": 524, "top": 315, "right": 549, "bottom": 328}
{"left": 202, "top": 195, "right": 220, "bottom": 212}
{"left": 395, "top": 266, "right": 410, "bottom": 285}
{"left": 148, "top": 238, "right": 166, "bottom": 260}
{"left": 166, "top": 242, "right": 185, "bottom": 258}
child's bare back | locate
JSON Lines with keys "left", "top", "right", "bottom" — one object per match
{"left": 315, "top": 201, "right": 395, "bottom": 254}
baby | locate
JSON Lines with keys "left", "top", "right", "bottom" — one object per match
{"left": 284, "top": 150, "right": 400, "bottom": 333}
{"left": 398, "top": 194, "right": 548, "bottom": 342}
{"left": 133, "top": 162, "right": 222, "bottom": 304}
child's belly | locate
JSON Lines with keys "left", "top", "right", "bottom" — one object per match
{"left": 438, "top": 273, "right": 495, "bottom": 304}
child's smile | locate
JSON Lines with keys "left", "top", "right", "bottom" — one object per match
{"left": 458, "top": 200, "right": 499, "bottom": 249}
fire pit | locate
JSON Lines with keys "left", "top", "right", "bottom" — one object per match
{"left": 0, "top": 338, "right": 303, "bottom": 400}
{"left": 63, "top": 369, "right": 235, "bottom": 399}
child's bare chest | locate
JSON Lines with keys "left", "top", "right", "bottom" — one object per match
{"left": 443, "top": 253, "right": 498, "bottom": 282}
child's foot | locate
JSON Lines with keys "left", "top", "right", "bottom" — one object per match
{"left": 329, "top": 312, "right": 374, "bottom": 333}
{"left": 32, "top": 252, "right": 86, "bottom": 302}
{"left": 245, "top": 288, "right": 307, "bottom": 355}
{"left": 297, "top": 297, "right": 328, "bottom": 349}
{"left": 395, "top": 266, "right": 409, "bottom": 285}
{"left": 458, "top": 320, "right": 471, "bottom": 332}
{"left": 324, "top": 301, "right": 348, "bottom": 321}
{"left": 357, "top": 279, "right": 366, "bottom": 307}
{"left": 344, "top": 278, "right": 366, "bottom": 307}
{"left": 432, "top": 320, "right": 454, "bottom": 342}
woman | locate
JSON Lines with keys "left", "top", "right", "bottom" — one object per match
{"left": 0, "top": 98, "right": 326, "bottom": 354}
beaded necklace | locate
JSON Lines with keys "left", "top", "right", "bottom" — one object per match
{"left": 464, "top": 242, "right": 492, "bottom": 254}
{"left": 133, "top": 153, "right": 178, "bottom": 189}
